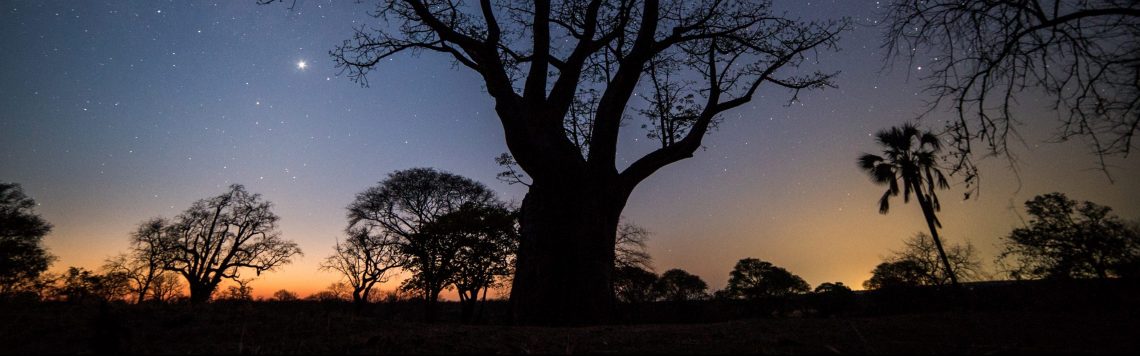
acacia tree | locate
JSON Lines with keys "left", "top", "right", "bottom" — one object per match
{"left": 862, "top": 260, "right": 927, "bottom": 290}
{"left": 882, "top": 1, "right": 1140, "bottom": 181}
{"left": 655, "top": 268, "right": 707, "bottom": 302}
{"left": 0, "top": 182, "right": 55, "bottom": 295}
{"left": 347, "top": 167, "right": 501, "bottom": 321}
{"left": 441, "top": 205, "right": 519, "bottom": 323}
{"left": 613, "top": 265, "right": 658, "bottom": 303}
{"left": 160, "top": 184, "right": 302, "bottom": 303}
{"left": 323, "top": 0, "right": 845, "bottom": 324}
{"left": 321, "top": 230, "right": 404, "bottom": 307}
{"left": 723, "top": 257, "right": 810, "bottom": 299}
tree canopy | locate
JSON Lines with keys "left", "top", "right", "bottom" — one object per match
{"left": 656, "top": 268, "right": 707, "bottom": 302}
{"left": 724, "top": 258, "right": 810, "bottom": 299}
{"left": 155, "top": 184, "right": 302, "bottom": 303}
{"left": 0, "top": 182, "right": 55, "bottom": 295}
{"left": 347, "top": 167, "right": 509, "bottom": 321}
{"left": 881, "top": 0, "right": 1140, "bottom": 179}
{"left": 999, "top": 192, "right": 1140, "bottom": 280}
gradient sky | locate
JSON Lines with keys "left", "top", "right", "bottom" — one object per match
{"left": 2, "top": 0, "right": 1138, "bottom": 298}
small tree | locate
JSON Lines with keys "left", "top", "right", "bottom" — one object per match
{"left": 439, "top": 205, "right": 519, "bottom": 323}
{"left": 814, "top": 282, "right": 851, "bottom": 294}
{"left": 890, "top": 232, "right": 986, "bottom": 285}
{"left": 724, "top": 258, "right": 810, "bottom": 299}
{"left": 0, "top": 182, "right": 55, "bottom": 295}
{"left": 863, "top": 260, "right": 929, "bottom": 290}
{"left": 321, "top": 231, "right": 404, "bottom": 307}
{"left": 811, "top": 282, "right": 855, "bottom": 316}
{"left": 348, "top": 168, "right": 502, "bottom": 321}
{"left": 308, "top": 283, "right": 352, "bottom": 302}
{"left": 219, "top": 279, "right": 255, "bottom": 301}
{"left": 52, "top": 267, "right": 131, "bottom": 303}
{"left": 655, "top": 269, "right": 707, "bottom": 302}
{"left": 613, "top": 265, "right": 658, "bottom": 304}
{"left": 148, "top": 271, "right": 184, "bottom": 303}
{"left": 615, "top": 220, "right": 653, "bottom": 272}
{"left": 159, "top": 184, "right": 302, "bottom": 303}
{"left": 998, "top": 192, "right": 1140, "bottom": 280}
{"left": 271, "top": 289, "right": 299, "bottom": 301}
{"left": 104, "top": 217, "right": 175, "bottom": 303}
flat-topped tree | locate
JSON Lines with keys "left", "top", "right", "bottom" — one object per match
{"left": 329, "top": 0, "right": 845, "bottom": 325}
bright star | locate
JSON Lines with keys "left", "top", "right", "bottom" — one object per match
{"left": 297, "top": 60, "right": 307, "bottom": 70}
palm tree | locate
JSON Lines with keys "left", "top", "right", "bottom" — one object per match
{"left": 859, "top": 123, "right": 958, "bottom": 286}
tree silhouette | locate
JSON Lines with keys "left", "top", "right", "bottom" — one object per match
{"left": 347, "top": 167, "right": 503, "bottom": 321}
{"left": 271, "top": 289, "right": 299, "bottom": 301}
{"left": 724, "top": 258, "right": 809, "bottom": 299}
{"left": 881, "top": 1, "right": 1140, "bottom": 179}
{"left": 321, "top": 230, "right": 404, "bottom": 307}
{"left": 219, "top": 278, "right": 255, "bottom": 301}
{"left": 859, "top": 123, "right": 959, "bottom": 287}
{"left": 158, "top": 184, "right": 302, "bottom": 303}
{"left": 891, "top": 232, "right": 985, "bottom": 285}
{"left": 811, "top": 282, "right": 855, "bottom": 316}
{"left": 863, "top": 260, "right": 931, "bottom": 290}
{"left": 104, "top": 218, "right": 173, "bottom": 303}
{"left": 813, "top": 282, "right": 852, "bottom": 294}
{"left": 147, "top": 271, "right": 184, "bottom": 303}
{"left": 998, "top": 192, "right": 1140, "bottom": 280}
{"left": 0, "top": 182, "right": 55, "bottom": 295}
{"left": 441, "top": 205, "right": 519, "bottom": 323}
{"left": 52, "top": 267, "right": 131, "bottom": 303}
{"left": 613, "top": 265, "right": 658, "bottom": 304}
{"left": 324, "top": 0, "right": 846, "bottom": 325}
{"left": 655, "top": 268, "right": 707, "bottom": 302}
{"left": 615, "top": 219, "right": 653, "bottom": 272}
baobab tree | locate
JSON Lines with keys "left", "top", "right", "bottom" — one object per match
{"left": 322, "top": 0, "right": 845, "bottom": 324}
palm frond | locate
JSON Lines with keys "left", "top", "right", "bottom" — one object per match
{"left": 858, "top": 154, "right": 883, "bottom": 171}
{"left": 919, "top": 131, "right": 942, "bottom": 151}
{"left": 872, "top": 164, "right": 896, "bottom": 185}
{"left": 935, "top": 168, "right": 950, "bottom": 190}
{"left": 878, "top": 190, "right": 892, "bottom": 214}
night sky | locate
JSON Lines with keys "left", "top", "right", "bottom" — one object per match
{"left": 2, "top": 0, "right": 1138, "bottom": 298}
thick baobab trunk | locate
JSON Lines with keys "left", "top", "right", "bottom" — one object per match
{"left": 510, "top": 180, "right": 626, "bottom": 325}
{"left": 188, "top": 282, "right": 216, "bottom": 304}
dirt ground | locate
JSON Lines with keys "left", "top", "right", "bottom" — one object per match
{"left": 1, "top": 301, "right": 1137, "bottom": 354}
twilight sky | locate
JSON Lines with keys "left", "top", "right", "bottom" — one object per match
{"left": 2, "top": 0, "right": 1138, "bottom": 298}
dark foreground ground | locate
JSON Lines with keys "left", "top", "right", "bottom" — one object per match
{"left": 2, "top": 280, "right": 1138, "bottom": 354}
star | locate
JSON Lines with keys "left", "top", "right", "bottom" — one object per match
{"left": 297, "top": 60, "right": 307, "bottom": 70}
